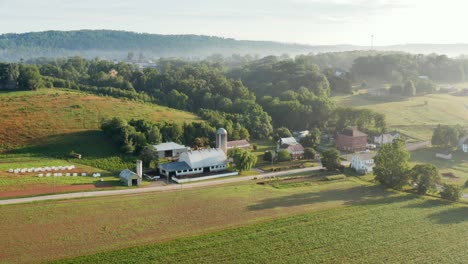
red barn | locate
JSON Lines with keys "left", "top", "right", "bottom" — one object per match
{"left": 335, "top": 127, "right": 368, "bottom": 152}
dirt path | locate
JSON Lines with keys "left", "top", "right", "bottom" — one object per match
{"left": 406, "top": 141, "right": 430, "bottom": 151}
{"left": 0, "top": 166, "right": 322, "bottom": 205}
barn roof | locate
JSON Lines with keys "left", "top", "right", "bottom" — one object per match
{"left": 342, "top": 127, "right": 367, "bottom": 137}
{"left": 159, "top": 161, "right": 191, "bottom": 172}
{"left": 119, "top": 169, "right": 140, "bottom": 180}
{"left": 287, "top": 144, "right": 305, "bottom": 152}
{"left": 279, "top": 137, "right": 298, "bottom": 145}
{"left": 153, "top": 142, "right": 188, "bottom": 152}
{"left": 227, "top": 140, "right": 250, "bottom": 148}
{"left": 179, "top": 148, "right": 227, "bottom": 168}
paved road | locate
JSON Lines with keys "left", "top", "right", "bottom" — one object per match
{"left": 0, "top": 166, "right": 323, "bottom": 206}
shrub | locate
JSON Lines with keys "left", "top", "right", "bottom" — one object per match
{"left": 440, "top": 183, "right": 463, "bottom": 201}
{"left": 277, "top": 149, "right": 292, "bottom": 162}
{"left": 325, "top": 175, "right": 346, "bottom": 181}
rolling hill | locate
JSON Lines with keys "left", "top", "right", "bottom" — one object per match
{"left": 0, "top": 88, "right": 199, "bottom": 150}
{"left": 2, "top": 30, "right": 468, "bottom": 61}
{"left": 335, "top": 93, "right": 468, "bottom": 141}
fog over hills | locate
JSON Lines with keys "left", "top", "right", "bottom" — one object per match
{"left": 1, "top": 30, "right": 468, "bottom": 61}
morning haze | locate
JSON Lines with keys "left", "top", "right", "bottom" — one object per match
{"left": 0, "top": 1, "right": 467, "bottom": 263}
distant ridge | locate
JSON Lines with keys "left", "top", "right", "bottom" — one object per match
{"left": 0, "top": 30, "right": 467, "bottom": 61}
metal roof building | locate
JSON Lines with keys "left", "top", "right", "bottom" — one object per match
{"left": 159, "top": 148, "right": 228, "bottom": 178}
{"left": 119, "top": 169, "right": 142, "bottom": 186}
{"left": 153, "top": 142, "right": 189, "bottom": 158}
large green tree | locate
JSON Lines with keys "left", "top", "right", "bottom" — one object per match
{"left": 403, "top": 80, "right": 416, "bottom": 96}
{"left": 374, "top": 139, "right": 411, "bottom": 190}
{"left": 431, "top": 125, "right": 462, "bottom": 149}
{"left": 321, "top": 148, "right": 341, "bottom": 171}
{"left": 300, "top": 128, "right": 321, "bottom": 148}
{"left": 139, "top": 146, "right": 159, "bottom": 168}
{"left": 410, "top": 163, "right": 440, "bottom": 195}
{"left": 229, "top": 148, "right": 257, "bottom": 172}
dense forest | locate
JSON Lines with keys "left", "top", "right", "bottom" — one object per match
{"left": 0, "top": 30, "right": 328, "bottom": 61}
{"left": 3, "top": 30, "right": 468, "bottom": 62}
{"left": 4, "top": 51, "right": 467, "bottom": 142}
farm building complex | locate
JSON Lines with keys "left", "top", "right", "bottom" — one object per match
{"left": 159, "top": 128, "right": 229, "bottom": 179}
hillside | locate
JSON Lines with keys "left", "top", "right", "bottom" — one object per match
{"left": 0, "top": 89, "right": 199, "bottom": 150}
{"left": 334, "top": 93, "right": 468, "bottom": 140}
{"left": 0, "top": 30, "right": 325, "bottom": 61}
{"left": 3, "top": 30, "right": 468, "bottom": 61}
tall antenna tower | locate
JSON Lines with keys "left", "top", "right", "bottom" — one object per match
{"left": 371, "top": 34, "right": 374, "bottom": 50}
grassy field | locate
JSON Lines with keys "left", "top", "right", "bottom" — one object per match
{"left": 1, "top": 177, "right": 467, "bottom": 263}
{"left": 57, "top": 196, "right": 468, "bottom": 263}
{"left": 411, "top": 148, "right": 468, "bottom": 186}
{"left": 0, "top": 88, "right": 199, "bottom": 150}
{"left": 334, "top": 93, "right": 468, "bottom": 140}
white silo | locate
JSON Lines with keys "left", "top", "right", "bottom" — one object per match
{"left": 136, "top": 160, "right": 143, "bottom": 178}
{"left": 216, "top": 128, "right": 228, "bottom": 154}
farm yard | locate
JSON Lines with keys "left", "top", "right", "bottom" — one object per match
{"left": 334, "top": 93, "right": 468, "bottom": 141}
{"left": 0, "top": 177, "right": 467, "bottom": 263}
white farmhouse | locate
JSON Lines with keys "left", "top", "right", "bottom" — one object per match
{"left": 351, "top": 153, "right": 376, "bottom": 174}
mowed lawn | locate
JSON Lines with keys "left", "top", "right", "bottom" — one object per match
{"left": 0, "top": 178, "right": 467, "bottom": 263}
{"left": 0, "top": 88, "right": 199, "bottom": 150}
{"left": 411, "top": 148, "right": 468, "bottom": 186}
{"left": 334, "top": 93, "right": 468, "bottom": 141}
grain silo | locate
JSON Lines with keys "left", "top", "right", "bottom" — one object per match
{"left": 216, "top": 128, "right": 228, "bottom": 154}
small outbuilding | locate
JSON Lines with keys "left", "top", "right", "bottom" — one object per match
{"left": 227, "top": 139, "right": 251, "bottom": 150}
{"left": 119, "top": 169, "right": 141, "bottom": 186}
{"left": 436, "top": 151, "right": 453, "bottom": 160}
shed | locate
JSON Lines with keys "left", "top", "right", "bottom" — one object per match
{"left": 119, "top": 169, "right": 141, "bottom": 186}
{"left": 436, "top": 151, "right": 452, "bottom": 160}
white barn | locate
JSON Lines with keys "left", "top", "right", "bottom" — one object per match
{"left": 159, "top": 148, "right": 228, "bottom": 178}
{"left": 153, "top": 142, "right": 190, "bottom": 159}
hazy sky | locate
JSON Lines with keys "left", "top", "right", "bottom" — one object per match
{"left": 0, "top": 0, "right": 465, "bottom": 45}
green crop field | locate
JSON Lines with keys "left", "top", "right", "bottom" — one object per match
{"left": 1, "top": 177, "right": 467, "bottom": 263}
{"left": 334, "top": 93, "right": 468, "bottom": 141}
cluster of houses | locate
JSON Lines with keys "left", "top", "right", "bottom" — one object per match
{"left": 335, "top": 127, "right": 401, "bottom": 174}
